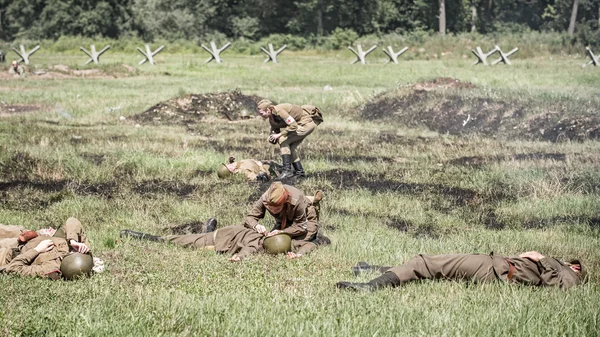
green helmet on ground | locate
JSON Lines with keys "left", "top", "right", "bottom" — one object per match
{"left": 263, "top": 233, "right": 292, "bottom": 254}
{"left": 61, "top": 253, "right": 93, "bottom": 280}
{"left": 217, "top": 164, "right": 232, "bottom": 179}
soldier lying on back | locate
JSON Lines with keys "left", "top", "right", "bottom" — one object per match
{"left": 217, "top": 156, "right": 281, "bottom": 182}
{"left": 0, "top": 217, "right": 95, "bottom": 280}
{"left": 337, "top": 251, "right": 583, "bottom": 291}
{"left": 120, "top": 218, "right": 331, "bottom": 262}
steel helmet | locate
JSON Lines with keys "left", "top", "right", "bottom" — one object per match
{"left": 263, "top": 233, "right": 292, "bottom": 254}
{"left": 61, "top": 253, "right": 94, "bottom": 280}
{"left": 217, "top": 164, "right": 232, "bottom": 179}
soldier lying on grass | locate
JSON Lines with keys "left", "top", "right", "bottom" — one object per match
{"left": 120, "top": 218, "right": 331, "bottom": 262}
{"left": 0, "top": 217, "right": 97, "bottom": 280}
{"left": 337, "top": 251, "right": 583, "bottom": 291}
{"left": 217, "top": 156, "right": 282, "bottom": 182}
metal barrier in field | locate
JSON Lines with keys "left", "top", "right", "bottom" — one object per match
{"left": 201, "top": 41, "right": 231, "bottom": 64}
{"left": 12, "top": 44, "right": 40, "bottom": 65}
{"left": 261, "top": 43, "right": 287, "bottom": 63}
{"left": 583, "top": 47, "right": 599, "bottom": 67}
{"left": 349, "top": 44, "right": 377, "bottom": 64}
{"left": 0, "top": 50, "right": 5, "bottom": 63}
{"left": 492, "top": 46, "right": 519, "bottom": 65}
{"left": 80, "top": 44, "right": 111, "bottom": 65}
{"left": 383, "top": 46, "right": 409, "bottom": 64}
{"left": 471, "top": 46, "right": 499, "bottom": 66}
{"left": 137, "top": 44, "right": 165, "bottom": 65}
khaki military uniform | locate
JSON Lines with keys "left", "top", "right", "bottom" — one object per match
{"left": 244, "top": 184, "right": 319, "bottom": 255}
{"left": 9, "top": 65, "right": 24, "bottom": 77}
{"left": 270, "top": 103, "right": 318, "bottom": 163}
{"left": 234, "top": 159, "right": 280, "bottom": 181}
{"left": 387, "top": 253, "right": 581, "bottom": 290}
{"left": 0, "top": 218, "right": 89, "bottom": 278}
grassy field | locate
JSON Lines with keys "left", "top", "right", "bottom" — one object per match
{"left": 1, "top": 50, "right": 599, "bottom": 336}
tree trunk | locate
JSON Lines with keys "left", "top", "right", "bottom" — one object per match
{"left": 471, "top": 2, "right": 477, "bottom": 32}
{"left": 568, "top": 0, "right": 579, "bottom": 35}
{"left": 439, "top": 0, "right": 446, "bottom": 35}
{"left": 317, "top": 0, "right": 323, "bottom": 36}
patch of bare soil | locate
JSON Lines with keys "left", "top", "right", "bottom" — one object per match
{"left": 0, "top": 103, "right": 44, "bottom": 117}
{"left": 134, "top": 90, "right": 264, "bottom": 124}
{"left": 358, "top": 78, "right": 600, "bottom": 142}
{"left": 447, "top": 152, "right": 567, "bottom": 168}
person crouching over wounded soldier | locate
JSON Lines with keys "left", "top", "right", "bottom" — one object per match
{"left": 244, "top": 182, "right": 324, "bottom": 258}
{"left": 217, "top": 156, "right": 282, "bottom": 182}
{"left": 120, "top": 218, "right": 331, "bottom": 262}
{"left": 336, "top": 251, "right": 583, "bottom": 291}
{"left": 0, "top": 217, "right": 97, "bottom": 280}
{"left": 256, "top": 99, "right": 323, "bottom": 179}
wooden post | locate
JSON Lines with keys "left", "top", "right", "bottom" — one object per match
{"left": 382, "top": 46, "right": 408, "bottom": 64}
{"left": 583, "top": 47, "right": 599, "bottom": 67}
{"left": 491, "top": 46, "right": 518, "bottom": 65}
{"left": 137, "top": 44, "right": 165, "bottom": 65}
{"left": 201, "top": 41, "right": 231, "bottom": 64}
{"left": 471, "top": 46, "right": 498, "bottom": 66}
{"left": 348, "top": 44, "right": 377, "bottom": 65}
{"left": 261, "top": 43, "right": 287, "bottom": 63}
{"left": 11, "top": 45, "right": 40, "bottom": 65}
{"left": 0, "top": 50, "right": 4, "bottom": 63}
{"left": 80, "top": 44, "right": 111, "bottom": 65}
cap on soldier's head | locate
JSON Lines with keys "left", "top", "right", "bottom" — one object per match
{"left": 257, "top": 99, "right": 273, "bottom": 110}
{"left": 266, "top": 182, "right": 288, "bottom": 206}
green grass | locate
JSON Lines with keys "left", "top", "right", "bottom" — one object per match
{"left": 1, "top": 52, "right": 599, "bottom": 336}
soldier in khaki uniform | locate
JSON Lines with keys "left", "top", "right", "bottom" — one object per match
{"left": 8, "top": 60, "right": 24, "bottom": 77}
{"left": 257, "top": 99, "right": 323, "bottom": 179}
{"left": 217, "top": 156, "right": 281, "bottom": 182}
{"left": 337, "top": 251, "right": 582, "bottom": 291}
{"left": 0, "top": 218, "right": 91, "bottom": 279}
{"left": 120, "top": 220, "right": 329, "bottom": 262}
{"left": 244, "top": 182, "right": 322, "bottom": 257}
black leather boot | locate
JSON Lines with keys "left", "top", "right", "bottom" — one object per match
{"left": 352, "top": 261, "right": 392, "bottom": 276}
{"left": 202, "top": 218, "right": 217, "bottom": 233}
{"left": 336, "top": 272, "right": 400, "bottom": 291}
{"left": 278, "top": 154, "right": 294, "bottom": 180}
{"left": 292, "top": 161, "right": 306, "bottom": 177}
{"left": 120, "top": 229, "right": 163, "bottom": 242}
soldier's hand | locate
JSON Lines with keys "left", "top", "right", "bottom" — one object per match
{"left": 266, "top": 230, "right": 282, "bottom": 237}
{"left": 286, "top": 252, "right": 302, "bottom": 259}
{"left": 268, "top": 133, "right": 281, "bottom": 143}
{"left": 34, "top": 239, "right": 55, "bottom": 253}
{"left": 254, "top": 225, "right": 267, "bottom": 234}
{"left": 519, "top": 251, "right": 545, "bottom": 262}
{"left": 39, "top": 227, "right": 56, "bottom": 236}
{"left": 70, "top": 240, "right": 90, "bottom": 254}
{"left": 228, "top": 255, "right": 241, "bottom": 262}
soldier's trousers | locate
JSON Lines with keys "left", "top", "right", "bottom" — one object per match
{"left": 279, "top": 121, "right": 317, "bottom": 162}
{"left": 387, "top": 254, "right": 510, "bottom": 285}
{"left": 162, "top": 232, "right": 216, "bottom": 250}
{"left": 0, "top": 225, "right": 25, "bottom": 267}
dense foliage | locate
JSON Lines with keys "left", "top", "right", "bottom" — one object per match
{"left": 0, "top": 0, "right": 599, "bottom": 46}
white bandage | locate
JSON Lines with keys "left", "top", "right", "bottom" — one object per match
{"left": 285, "top": 116, "right": 295, "bottom": 124}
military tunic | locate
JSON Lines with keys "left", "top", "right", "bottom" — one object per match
{"left": 234, "top": 159, "right": 279, "bottom": 181}
{"left": 9, "top": 65, "right": 24, "bottom": 76}
{"left": 269, "top": 103, "right": 318, "bottom": 162}
{"left": 387, "top": 253, "right": 581, "bottom": 290}
{"left": 0, "top": 217, "right": 90, "bottom": 278}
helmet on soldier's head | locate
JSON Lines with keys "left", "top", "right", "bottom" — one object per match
{"left": 263, "top": 233, "right": 292, "bottom": 254}
{"left": 217, "top": 164, "right": 232, "bottom": 179}
{"left": 61, "top": 253, "right": 93, "bottom": 280}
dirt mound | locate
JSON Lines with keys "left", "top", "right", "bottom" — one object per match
{"left": 358, "top": 80, "right": 600, "bottom": 142}
{"left": 134, "top": 90, "right": 264, "bottom": 125}
{"left": 0, "top": 103, "right": 44, "bottom": 117}
{"left": 411, "top": 77, "right": 476, "bottom": 91}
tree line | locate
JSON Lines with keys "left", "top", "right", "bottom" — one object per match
{"left": 0, "top": 0, "right": 598, "bottom": 44}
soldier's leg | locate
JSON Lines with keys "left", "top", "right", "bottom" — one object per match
{"left": 278, "top": 135, "right": 300, "bottom": 179}
{"left": 58, "top": 217, "right": 89, "bottom": 246}
{"left": 0, "top": 247, "right": 16, "bottom": 267}
{"left": 304, "top": 205, "right": 319, "bottom": 241}
{"left": 390, "top": 254, "right": 497, "bottom": 283}
{"left": 162, "top": 232, "right": 215, "bottom": 250}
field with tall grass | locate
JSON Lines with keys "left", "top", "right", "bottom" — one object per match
{"left": 0, "top": 49, "right": 599, "bottom": 336}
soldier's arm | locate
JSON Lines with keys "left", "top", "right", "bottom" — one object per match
{"left": 242, "top": 168, "right": 258, "bottom": 181}
{"left": 275, "top": 105, "right": 299, "bottom": 136}
{"left": 293, "top": 241, "right": 317, "bottom": 255}
{"left": 282, "top": 205, "right": 308, "bottom": 237}
{"left": 2, "top": 249, "right": 59, "bottom": 278}
{"left": 64, "top": 217, "right": 90, "bottom": 247}
{"left": 244, "top": 198, "right": 266, "bottom": 230}
{"left": 235, "top": 246, "right": 260, "bottom": 260}
{"left": 538, "top": 257, "right": 581, "bottom": 290}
